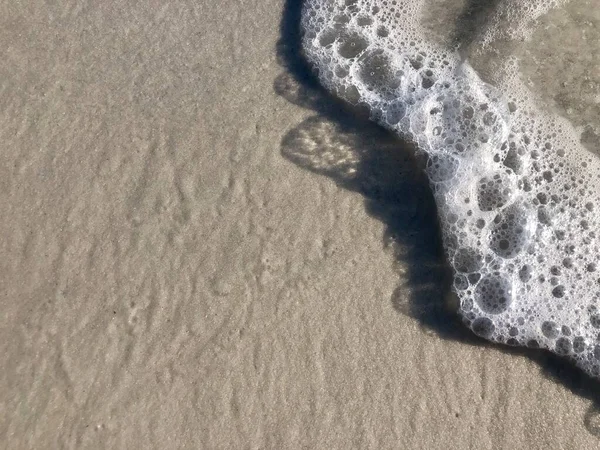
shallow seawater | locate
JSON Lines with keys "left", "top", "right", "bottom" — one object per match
{"left": 300, "top": 0, "right": 600, "bottom": 378}
{"left": 517, "top": 2, "right": 600, "bottom": 154}
{"left": 421, "top": 0, "right": 600, "bottom": 154}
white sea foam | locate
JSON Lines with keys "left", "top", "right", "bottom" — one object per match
{"left": 301, "top": 0, "right": 600, "bottom": 377}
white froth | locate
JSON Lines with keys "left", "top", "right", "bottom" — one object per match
{"left": 301, "top": 0, "right": 600, "bottom": 378}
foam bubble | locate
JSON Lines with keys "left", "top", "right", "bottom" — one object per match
{"left": 301, "top": 0, "right": 600, "bottom": 378}
{"left": 475, "top": 273, "right": 513, "bottom": 314}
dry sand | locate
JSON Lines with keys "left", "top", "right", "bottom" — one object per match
{"left": 2, "top": 0, "right": 600, "bottom": 448}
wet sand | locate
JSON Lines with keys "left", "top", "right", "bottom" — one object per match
{"left": 2, "top": 0, "right": 600, "bottom": 448}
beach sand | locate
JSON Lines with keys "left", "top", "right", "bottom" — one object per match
{"left": 2, "top": 0, "right": 600, "bottom": 448}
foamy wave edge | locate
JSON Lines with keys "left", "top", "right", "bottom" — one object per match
{"left": 301, "top": 0, "right": 600, "bottom": 378}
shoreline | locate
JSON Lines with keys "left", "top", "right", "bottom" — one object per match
{"left": 2, "top": 0, "right": 600, "bottom": 447}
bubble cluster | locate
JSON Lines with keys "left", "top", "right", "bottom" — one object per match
{"left": 478, "top": 174, "right": 514, "bottom": 212}
{"left": 475, "top": 273, "right": 513, "bottom": 314}
{"left": 301, "top": 0, "right": 600, "bottom": 378}
{"left": 489, "top": 204, "right": 532, "bottom": 258}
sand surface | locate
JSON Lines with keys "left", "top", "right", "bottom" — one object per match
{"left": 2, "top": 0, "right": 600, "bottom": 448}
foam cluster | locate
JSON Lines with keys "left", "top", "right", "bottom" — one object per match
{"left": 301, "top": 0, "right": 600, "bottom": 377}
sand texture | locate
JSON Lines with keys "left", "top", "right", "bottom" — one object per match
{"left": 2, "top": 0, "right": 600, "bottom": 448}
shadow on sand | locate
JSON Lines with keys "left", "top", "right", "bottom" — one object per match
{"left": 274, "top": 0, "right": 600, "bottom": 436}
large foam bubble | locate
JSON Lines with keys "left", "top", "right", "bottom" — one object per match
{"left": 301, "top": 0, "right": 600, "bottom": 378}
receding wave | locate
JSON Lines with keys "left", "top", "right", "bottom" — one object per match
{"left": 300, "top": 0, "right": 600, "bottom": 378}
